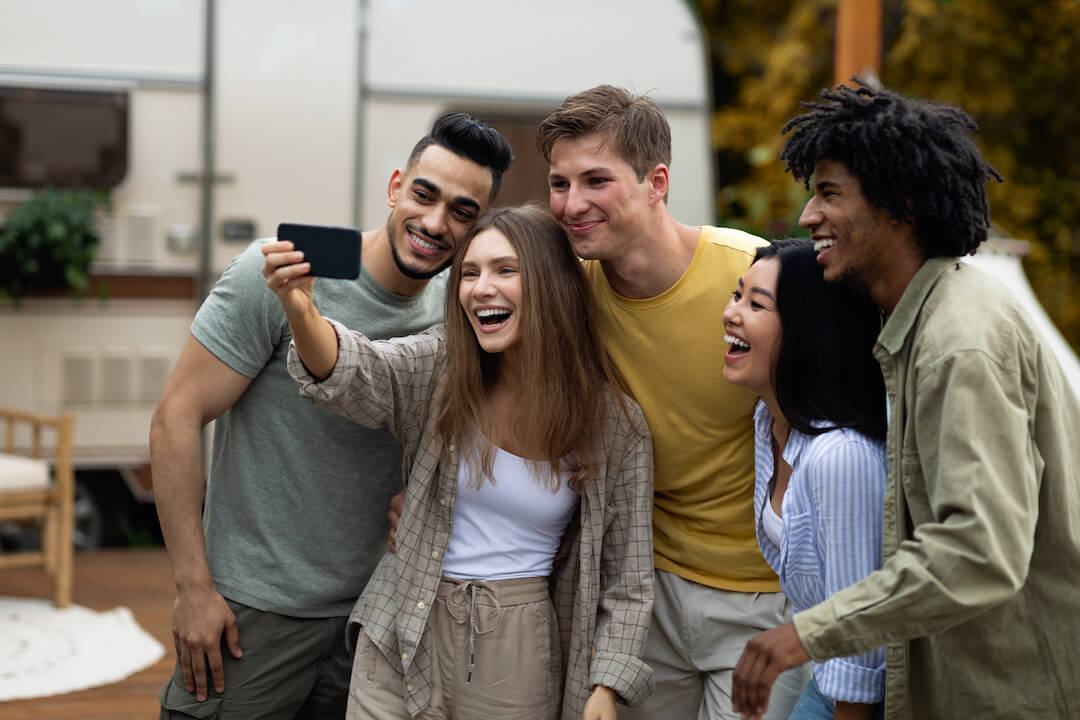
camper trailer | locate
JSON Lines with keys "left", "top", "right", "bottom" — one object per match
{"left": 0, "top": 0, "right": 715, "bottom": 545}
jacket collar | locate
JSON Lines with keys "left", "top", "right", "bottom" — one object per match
{"left": 877, "top": 257, "right": 959, "bottom": 356}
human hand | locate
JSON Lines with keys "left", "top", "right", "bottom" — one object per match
{"left": 172, "top": 582, "right": 242, "bottom": 701}
{"left": 387, "top": 490, "right": 404, "bottom": 553}
{"left": 261, "top": 240, "right": 315, "bottom": 320}
{"left": 583, "top": 685, "right": 617, "bottom": 720}
{"left": 731, "top": 622, "right": 810, "bottom": 719}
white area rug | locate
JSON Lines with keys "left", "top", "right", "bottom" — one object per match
{"left": 0, "top": 596, "right": 165, "bottom": 702}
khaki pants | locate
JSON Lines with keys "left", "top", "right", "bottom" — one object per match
{"left": 620, "top": 569, "right": 810, "bottom": 720}
{"left": 348, "top": 576, "right": 561, "bottom": 720}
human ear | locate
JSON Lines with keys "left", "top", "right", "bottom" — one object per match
{"left": 387, "top": 169, "right": 404, "bottom": 208}
{"left": 647, "top": 164, "right": 669, "bottom": 205}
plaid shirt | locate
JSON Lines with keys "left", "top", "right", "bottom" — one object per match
{"left": 289, "top": 320, "right": 655, "bottom": 718}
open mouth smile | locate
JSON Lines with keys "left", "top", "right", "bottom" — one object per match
{"left": 474, "top": 306, "right": 512, "bottom": 333}
{"left": 813, "top": 238, "right": 836, "bottom": 253}
{"left": 408, "top": 228, "right": 447, "bottom": 257}
{"left": 724, "top": 333, "right": 751, "bottom": 356}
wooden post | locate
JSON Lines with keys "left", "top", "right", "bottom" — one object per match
{"left": 54, "top": 414, "right": 74, "bottom": 607}
{"left": 834, "top": 0, "right": 882, "bottom": 87}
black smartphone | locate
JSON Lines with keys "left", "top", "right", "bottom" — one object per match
{"left": 277, "top": 223, "right": 361, "bottom": 280}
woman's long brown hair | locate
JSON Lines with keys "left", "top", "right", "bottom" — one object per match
{"left": 435, "top": 204, "right": 628, "bottom": 492}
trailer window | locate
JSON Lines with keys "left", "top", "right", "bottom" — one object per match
{"left": 460, "top": 113, "right": 551, "bottom": 209}
{"left": 0, "top": 85, "right": 129, "bottom": 190}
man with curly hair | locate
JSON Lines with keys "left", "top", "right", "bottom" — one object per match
{"left": 732, "top": 81, "right": 1080, "bottom": 720}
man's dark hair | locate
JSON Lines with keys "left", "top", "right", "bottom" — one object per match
{"left": 405, "top": 112, "right": 513, "bottom": 201}
{"left": 780, "top": 80, "right": 1003, "bottom": 258}
{"left": 759, "top": 237, "right": 886, "bottom": 441}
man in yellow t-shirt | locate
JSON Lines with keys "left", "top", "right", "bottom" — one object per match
{"left": 538, "top": 86, "right": 810, "bottom": 719}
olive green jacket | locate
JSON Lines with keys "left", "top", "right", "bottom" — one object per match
{"left": 793, "top": 258, "right": 1080, "bottom": 719}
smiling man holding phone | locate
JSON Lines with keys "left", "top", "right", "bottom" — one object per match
{"left": 151, "top": 113, "right": 512, "bottom": 720}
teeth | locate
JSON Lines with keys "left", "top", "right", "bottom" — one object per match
{"left": 724, "top": 334, "right": 750, "bottom": 349}
{"left": 477, "top": 308, "right": 510, "bottom": 318}
{"left": 813, "top": 238, "right": 836, "bottom": 252}
{"left": 410, "top": 233, "right": 440, "bottom": 251}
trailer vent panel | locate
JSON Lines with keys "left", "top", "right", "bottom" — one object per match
{"left": 101, "top": 355, "right": 133, "bottom": 405}
{"left": 61, "top": 353, "right": 94, "bottom": 406}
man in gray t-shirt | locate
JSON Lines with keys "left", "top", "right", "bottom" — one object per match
{"left": 152, "top": 113, "right": 511, "bottom": 719}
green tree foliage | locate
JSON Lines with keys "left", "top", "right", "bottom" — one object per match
{"left": 692, "top": 0, "right": 1080, "bottom": 348}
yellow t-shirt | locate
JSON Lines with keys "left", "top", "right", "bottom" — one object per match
{"left": 583, "top": 227, "right": 779, "bottom": 591}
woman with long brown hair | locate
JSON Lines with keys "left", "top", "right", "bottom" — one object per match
{"left": 262, "top": 204, "right": 654, "bottom": 720}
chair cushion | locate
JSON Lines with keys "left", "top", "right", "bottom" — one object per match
{"left": 0, "top": 452, "right": 50, "bottom": 491}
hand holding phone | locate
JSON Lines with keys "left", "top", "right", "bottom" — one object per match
{"left": 277, "top": 223, "right": 361, "bottom": 280}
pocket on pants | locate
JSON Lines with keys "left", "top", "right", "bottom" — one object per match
{"left": 159, "top": 673, "right": 225, "bottom": 719}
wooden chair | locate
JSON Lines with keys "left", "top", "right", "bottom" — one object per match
{"left": 0, "top": 408, "right": 75, "bottom": 607}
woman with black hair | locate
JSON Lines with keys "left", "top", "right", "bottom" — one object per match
{"left": 722, "top": 237, "right": 886, "bottom": 720}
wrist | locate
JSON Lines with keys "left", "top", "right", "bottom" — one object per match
{"left": 174, "top": 571, "right": 215, "bottom": 594}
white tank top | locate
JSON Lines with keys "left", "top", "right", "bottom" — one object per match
{"left": 761, "top": 496, "right": 785, "bottom": 549}
{"left": 442, "top": 446, "right": 579, "bottom": 581}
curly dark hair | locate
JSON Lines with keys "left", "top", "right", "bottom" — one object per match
{"left": 780, "top": 80, "right": 1003, "bottom": 258}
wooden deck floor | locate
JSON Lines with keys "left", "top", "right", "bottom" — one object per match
{"left": 0, "top": 548, "right": 175, "bottom": 720}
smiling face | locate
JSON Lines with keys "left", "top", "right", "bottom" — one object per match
{"left": 458, "top": 228, "right": 524, "bottom": 358}
{"left": 546, "top": 133, "right": 655, "bottom": 261}
{"left": 798, "top": 158, "right": 894, "bottom": 291}
{"left": 721, "top": 256, "right": 782, "bottom": 400}
{"left": 386, "top": 144, "right": 494, "bottom": 279}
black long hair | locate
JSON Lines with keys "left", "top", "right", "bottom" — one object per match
{"left": 762, "top": 237, "right": 886, "bottom": 441}
{"left": 780, "top": 79, "right": 1002, "bottom": 258}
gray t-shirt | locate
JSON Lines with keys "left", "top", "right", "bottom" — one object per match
{"left": 192, "top": 238, "right": 446, "bottom": 617}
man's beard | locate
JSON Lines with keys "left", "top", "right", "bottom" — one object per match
{"left": 387, "top": 213, "right": 453, "bottom": 280}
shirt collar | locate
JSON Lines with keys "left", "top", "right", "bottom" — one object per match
{"left": 753, "top": 400, "right": 815, "bottom": 468}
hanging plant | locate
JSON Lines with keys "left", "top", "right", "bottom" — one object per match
{"left": 0, "top": 188, "right": 109, "bottom": 304}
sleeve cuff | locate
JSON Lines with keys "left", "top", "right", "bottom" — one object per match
{"left": 815, "top": 657, "right": 885, "bottom": 704}
{"left": 589, "top": 651, "right": 654, "bottom": 707}
{"left": 287, "top": 317, "right": 354, "bottom": 400}
{"left": 793, "top": 599, "right": 842, "bottom": 662}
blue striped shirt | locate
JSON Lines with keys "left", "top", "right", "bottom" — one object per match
{"left": 753, "top": 401, "right": 887, "bottom": 704}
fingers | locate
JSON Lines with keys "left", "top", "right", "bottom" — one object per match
{"left": 388, "top": 527, "right": 397, "bottom": 553}
{"left": 188, "top": 638, "right": 209, "bottom": 701}
{"left": 178, "top": 635, "right": 195, "bottom": 693}
{"left": 206, "top": 642, "right": 225, "bottom": 697}
{"left": 260, "top": 240, "right": 310, "bottom": 287}
{"left": 732, "top": 644, "right": 769, "bottom": 716}
{"left": 262, "top": 250, "right": 310, "bottom": 283}
{"left": 261, "top": 239, "right": 294, "bottom": 256}
{"left": 224, "top": 612, "right": 243, "bottom": 660}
